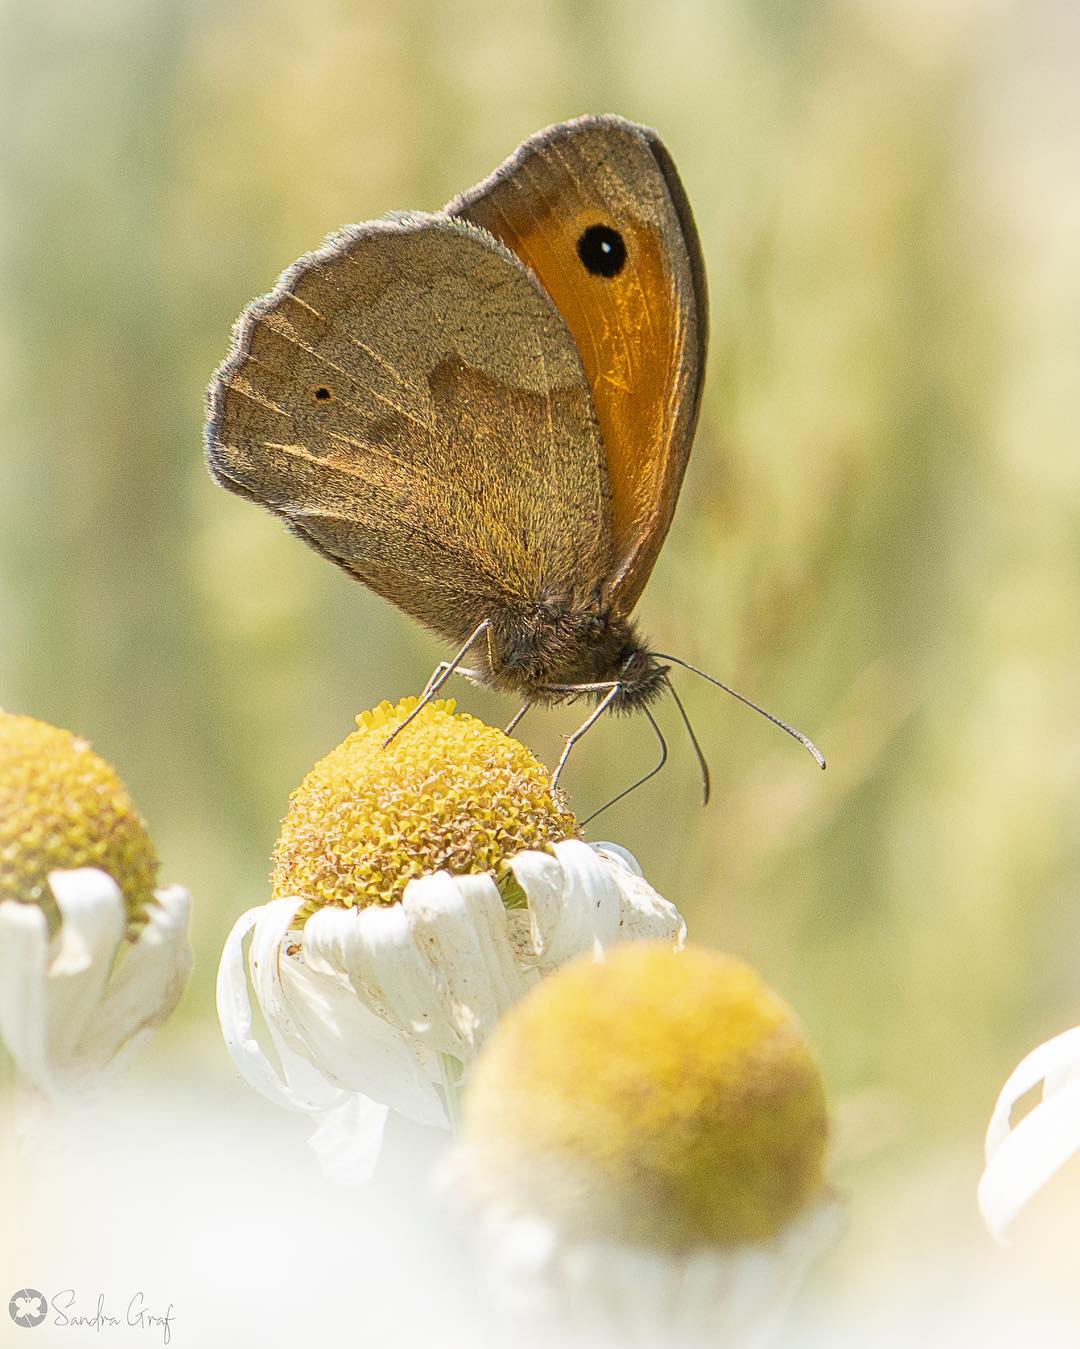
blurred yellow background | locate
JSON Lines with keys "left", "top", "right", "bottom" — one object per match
{"left": 2, "top": 0, "right": 1079, "bottom": 1336}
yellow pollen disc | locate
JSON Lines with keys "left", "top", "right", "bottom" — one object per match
{"left": 462, "top": 942, "right": 829, "bottom": 1250}
{"left": 271, "top": 697, "right": 579, "bottom": 916}
{"left": 0, "top": 711, "right": 159, "bottom": 932}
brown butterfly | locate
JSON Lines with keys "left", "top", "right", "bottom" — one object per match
{"left": 206, "top": 115, "right": 822, "bottom": 800}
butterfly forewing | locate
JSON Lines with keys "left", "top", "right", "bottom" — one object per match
{"left": 206, "top": 215, "right": 614, "bottom": 647}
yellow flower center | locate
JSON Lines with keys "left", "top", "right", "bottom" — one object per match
{"left": 462, "top": 942, "right": 829, "bottom": 1250}
{"left": 0, "top": 711, "right": 159, "bottom": 932}
{"left": 272, "top": 697, "right": 579, "bottom": 917}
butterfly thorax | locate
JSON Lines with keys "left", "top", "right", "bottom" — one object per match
{"left": 484, "top": 601, "right": 667, "bottom": 710}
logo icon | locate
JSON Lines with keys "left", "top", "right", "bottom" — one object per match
{"left": 8, "top": 1290, "right": 47, "bottom": 1328}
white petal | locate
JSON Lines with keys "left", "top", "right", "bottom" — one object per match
{"left": 586, "top": 842, "right": 685, "bottom": 945}
{"left": 508, "top": 841, "right": 685, "bottom": 973}
{"left": 550, "top": 839, "right": 623, "bottom": 950}
{"left": 609, "top": 865, "right": 687, "bottom": 947}
{"left": 319, "top": 894, "right": 473, "bottom": 1058}
{"left": 506, "top": 848, "right": 571, "bottom": 964}
{"left": 282, "top": 906, "right": 447, "bottom": 1125}
{"left": 1046, "top": 1056, "right": 1080, "bottom": 1094}
{"left": 591, "top": 841, "right": 644, "bottom": 877}
{"left": 45, "top": 869, "right": 126, "bottom": 1064}
{"left": 979, "top": 1079, "right": 1080, "bottom": 1241}
{"left": 985, "top": 1024, "right": 1080, "bottom": 1156}
{"left": 306, "top": 1094, "right": 390, "bottom": 1185}
{"left": 403, "top": 871, "right": 533, "bottom": 1048}
{"left": 0, "top": 900, "right": 53, "bottom": 1094}
{"left": 465, "top": 1195, "right": 841, "bottom": 1339}
{"left": 510, "top": 840, "right": 620, "bottom": 970}
{"left": 76, "top": 885, "right": 193, "bottom": 1076}
{"left": 216, "top": 903, "right": 342, "bottom": 1113}
{"left": 245, "top": 898, "right": 315, "bottom": 1052}
{"left": 269, "top": 1018, "right": 348, "bottom": 1106}
{"left": 582, "top": 836, "right": 682, "bottom": 944}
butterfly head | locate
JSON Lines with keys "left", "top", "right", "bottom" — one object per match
{"left": 605, "top": 643, "right": 670, "bottom": 712}
{"left": 485, "top": 601, "right": 668, "bottom": 711}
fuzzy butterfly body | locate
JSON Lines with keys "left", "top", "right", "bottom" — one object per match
{"left": 206, "top": 115, "right": 707, "bottom": 712}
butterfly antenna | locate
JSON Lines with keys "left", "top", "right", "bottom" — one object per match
{"left": 665, "top": 677, "right": 711, "bottom": 805}
{"left": 652, "top": 652, "right": 826, "bottom": 770}
{"left": 581, "top": 705, "right": 669, "bottom": 827}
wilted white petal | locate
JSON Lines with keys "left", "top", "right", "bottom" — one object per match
{"left": 341, "top": 899, "right": 470, "bottom": 1055}
{"left": 306, "top": 1094, "right": 390, "bottom": 1186}
{"left": 0, "top": 870, "right": 191, "bottom": 1106}
{"left": 981, "top": 1084, "right": 1080, "bottom": 1241}
{"left": 551, "top": 838, "right": 623, "bottom": 946}
{"left": 0, "top": 900, "right": 52, "bottom": 1091}
{"left": 985, "top": 1024, "right": 1080, "bottom": 1154}
{"left": 591, "top": 841, "right": 644, "bottom": 877}
{"left": 979, "top": 1023, "right": 1080, "bottom": 1241}
{"left": 589, "top": 846, "right": 680, "bottom": 941}
{"left": 78, "top": 885, "right": 193, "bottom": 1074}
{"left": 506, "top": 849, "right": 570, "bottom": 963}
{"left": 609, "top": 864, "right": 687, "bottom": 946}
{"left": 43, "top": 870, "right": 126, "bottom": 1063}
{"left": 245, "top": 898, "right": 317, "bottom": 1053}
{"left": 979, "top": 1083, "right": 1080, "bottom": 1241}
{"left": 403, "top": 871, "right": 533, "bottom": 1048}
{"left": 217, "top": 903, "right": 340, "bottom": 1113}
{"left": 509, "top": 840, "right": 620, "bottom": 969}
{"left": 284, "top": 906, "right": 446, "bottom": 1125}
{"left": 270, "top": 1021, "right": 350, "bottom": 1110}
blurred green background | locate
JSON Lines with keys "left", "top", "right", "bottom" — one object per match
{"left": 3, "top": 0, "right": 1079, "bottom": 1318}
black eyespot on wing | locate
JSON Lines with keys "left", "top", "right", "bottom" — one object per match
{"left": 311, "top": 385, "right": 334, "bottom": 402}
{"left": 577, "top": 224, "right": 626, "bottom": 278}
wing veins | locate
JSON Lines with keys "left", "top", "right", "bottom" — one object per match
{"left": 258, "top": 315, "right": 430, "bottom": 429}
{"left": 282, "top": 292, "right": 425, "bottom": 399}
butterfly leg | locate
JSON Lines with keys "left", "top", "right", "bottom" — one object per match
{"left": 550, "top": 683, "right": 621, "bottom": 791}
{"left": 419, "top": 662, "right": 484, "bottom": 701}
{"left": 384, "top": 619, "right": 492, "bottom": 748}
{"left": 504, "top": 702, "right": 530, "bottom": 736}
{"left": 420, "top": 662, "right": 454, "bottom": 700}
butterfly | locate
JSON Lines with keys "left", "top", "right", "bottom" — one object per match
{"left": 206, "top": 115, "right": 822, "bottom": 798}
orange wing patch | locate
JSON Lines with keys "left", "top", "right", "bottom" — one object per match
{"left": 451, "top": 116, "right": 707, "bottom": 615}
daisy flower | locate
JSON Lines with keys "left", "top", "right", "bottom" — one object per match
{"left": 217, "top": 697, "right": 686, "bottom": 1183}
{"left": 451, "top": 941, "right": 842, "bottom": 1344}
{"left": 0, "top": 711, "right": 192, "bottom": 1108}
{"left": 979, "top": 1024, "right": 1080, "bottom": 1241}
